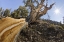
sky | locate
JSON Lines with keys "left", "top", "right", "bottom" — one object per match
{"left": 0, "top": 0, "right": 64, "bottom": 23}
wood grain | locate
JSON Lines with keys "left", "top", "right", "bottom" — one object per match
{"left": 0, "top": 17, "right": 28, "bottom": 42}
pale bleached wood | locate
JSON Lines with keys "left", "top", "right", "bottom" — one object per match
{"left": 0, "top": 17, "right": 28, "bottom": 42}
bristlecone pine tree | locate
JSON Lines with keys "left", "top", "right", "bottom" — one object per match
{"left": 0, "top": 8, "right": 4, "bottom": 19}
{"left": 23, "top": 0, "right": 55, "bottom": 23}
{"left": 3, "top": 9, "right": 10, "bottom": 17}
{"left": 11, "top": 6, "right": 28, "bottom": 19}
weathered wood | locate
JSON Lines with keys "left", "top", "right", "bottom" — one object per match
{"left": 0, "top": 17, "right": 28, "bottom": 42}
{"left": 24, "top": 0, "right": 54, "bottom": 23}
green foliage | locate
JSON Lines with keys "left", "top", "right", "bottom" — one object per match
{"left": 3, "top": 9, "right": 10, "bottom": 17}
{"left": 18, "top": 6, "right": 28, "bottom": 18}
{"left": 0, "top": 8, "right": 4, "bottom": 19}
{"left": 11, "top": 12, "right": 17, "bottom": 18}
{"left": 11, "top": 6, "right": 28, "bottom": 19}
{"left": 0, "top": 6, "right": 28, "bottom": 19}
{"left": 0, "top": 8, "right": 2, "bottom": 18}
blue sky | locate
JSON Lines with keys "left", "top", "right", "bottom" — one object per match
{"left": 0, "top": 0, "right": 24, "bottom": 10}
{"left": 0, "top": 0, "right": 64, "bottom": 23}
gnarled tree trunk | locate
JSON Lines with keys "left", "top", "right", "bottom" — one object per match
{"left": 24, "top": 0, "right": 55, "bottom": 23}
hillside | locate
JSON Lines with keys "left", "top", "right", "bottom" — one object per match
{"left": 17, "top": 20, "right": 64, "bottom": 42}
{"left": 0, "top": 17, "right": 64, "bottom": 42}
{"left": 0, "top": 17, "right": 28, "bottom": 42}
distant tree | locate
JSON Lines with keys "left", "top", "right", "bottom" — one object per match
{"left": 3, "top": 9, "right": 10, "bottom": 17}
{"left": 11, "top": 9, "right": 20, "bottom": 19}
{"left": 18, "top": 6, "right": 28, "bottom": 18}
{"left": 11, "top": 12, "right": 17, "bottom": 18}
{"left": 11, "top": 6, "right": 28, "bottom": 19}
{"left": 23, "top": 0, "right": 55, "bottom": 23}
{"left": 0, "top": 8, "right": 4, "bottom": 19}
{"left": 0, "top": 8, "right": 2, "bottom": 19}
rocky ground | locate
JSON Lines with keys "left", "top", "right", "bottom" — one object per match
{"left": 17, "top": 21, "right": 64, "bottom": 42}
